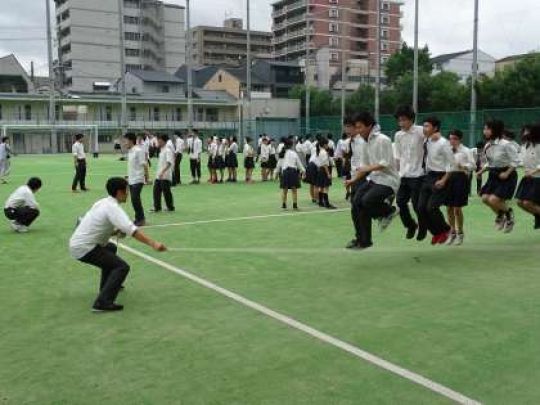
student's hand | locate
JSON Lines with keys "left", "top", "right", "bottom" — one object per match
{"left": 152, "top": 241, "right": 167, "bottom": 252}
{"left": 499, "top": 172, "right": 509, "bottom": 180}
{"left": 475, "top": 171, "right": 482, "bottom": 178}
{"left": 344, "top": 179, "right": 353, "bottom": 188}
{"left": 525, "top": 170, "right": 534, "bottom": 178}
{"left": 327, "top": 174, "right": 332, "bottom": 180}
{"left": 434, "top": 179, "right": 446, "bottom": 189}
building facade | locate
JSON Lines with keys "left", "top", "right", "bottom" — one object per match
{"left": 191, "top": 19, "right": 273, "bottom": 67}
{"left": 271, "top": 0, "right": 402, "bottom": 86}
{"left": 431, "top": 50, "right": 496, "bottom": 82}
{"left": 54, "top": 0, "right": 186, "bottom": 93}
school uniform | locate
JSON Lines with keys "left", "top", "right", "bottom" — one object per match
{"left": 216, "top": 143, "right": 226, "bottom": 170}
{"left": 394, "top": 125, "right": 426, "bottom": 233}
{"left": 277, "top": 150, "right": 305, "bottom": 189}
{"left": 243, "top": 143, "right": 255, "bottom": 169}
{"left": 227, "top": 142, "right": 239, "bottom": 168}
{"left": 303, "top": 140, "right": 312, "bottom": 164}
{"left": 417, "top": 135, "right": 455, "bottom": 236}
{"left": 295, "top": 141, "right": 307, "bottom": 168}
{"left": 516, "top": 143, "right": 540, "bottom": 204}
{"left": 268, "top": 145, "right": 278, "bottom": 170}
{"left": 304, "top": 153, "right": 319, "bottom": 185}
{"left": 69, "top": 197, "right": 137, "bottom": 309}
{"left": 480, "top": 139, "right": 520, "bottom": 199}
{"left": 127, "top": 145, "right": 147, "bottom": 224}
{"left": 0, "top": 142, "right": 9, "bottom": 180}
{"left": 172, "top": 137, "right": 185, "bottom": 186}
{"left": 260, "top": 143, "right": 271, "bottom": 168}
{"left": 208, "top": 141, "right": 219, "bottom": 170}
{"left": 72, "top": 141, "right": 88, "bottom": 191}
{"left": 334, "top": 139, "right": 346, "bottom": 177}
{"left": 446, "top": 145, "right": 475, "bottom": 207}
{"left": 4, "top": 185, "right": 40, "bottom": 227}
{"left": 349, "top": 134, "right": 368, "bottom": 196}
{"left": 188, "top": 136, "right": 203, "bottom": 180}
{"left": 153, "top": 145, "right": 175, "bottom": 212}
{"left": 351, "top": 130, "right": 400, "bottom": 248}
{"left": 315, "top": 149, "right": 332, "bottom": 188}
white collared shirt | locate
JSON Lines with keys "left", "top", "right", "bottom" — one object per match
{"left": 452, "top": 144, "right": 475, "bottom": 173}
{"left": 157, "top": 145, "right": 174, "bottom": 181}
{"left": 230, "top": 142, "right": 238, "bottom": 154}
{"left": 523, "top": 144, "right": 540, "bottom": 177}
{"left": 317, "top": 149, "right": 330, "bottom": 167}
{"left": 484, "top": 138, "right": 520, "bottom": 168}
{"left": 303, "top": 140, "right": 312, "bottom": 155}
{"left": 69, "top": 196, "right": 138, "bottom": 259}
{"left": 189, "top": 137, "right": 202, "bottom": 159}
{"left": 334, "top": 139, "right": 346, "bottom": 159}
{"left": 209, "top": 141, "right": 219, "bottom": 158}
{"left": 350, "top": 135, "right": 368, "bottom": 174}
{"left": 243, "top": 143, "right": 254, "bottom": 157}
{"left": 365, "top": 130, "right": 400, "bottom": 192}
{"left": 5, "top": 185, "right": 38, "bottom": 209}
{"left": 0, "top": 143, "right": 7, "bottom": 160}
{"left": 426, "top": 135, "right": 455, "bottom": 173}
{"left": 72, "top": 141, "right": 86, "bottom": 160}
{"left": 276, "top": 149, "right": 305, "bottom": 172}
{"left": 394, "top": 125, "right": 425, "bottom": 178}
{"left": 260, "top": 143, "right": 271, "bottom": 161}
{"left": 175, "top": 138, "right": 185, "bottom": 154}
{"left": 127, "top": 145, "right": 147, "bottom": 185}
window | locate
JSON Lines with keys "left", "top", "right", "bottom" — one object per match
{"left": 381, "top": 16, "right": 389, "bottom": 25}
{"left": 196, "top": 108, "right": 204, "bottom": 121}
{"left": 174, "top": 108, "right": 182, "bottom": 122}
{"left": 105, "top": 106, "right": 112, "bottom": 121}
{"left": 153, "top": 107, "right": 160, "bottom": 121}
{"left": 381, "top": 29, "right": 389, "bottom": 39}
{"left": 124, "top": 0, "right": 140, "bottom": 8}
{"left": 206, "top": 108, "right": 218, "bottom": 122}
{"left": 329, "top": 8, "right": 339, "bottom": 18}
{"left": 162, "top": 85, "right": 170, "bottom": 93}
{"left": 381, "top": 42, "right": 388, "bottom": 51}
{"left": 125, "top": 48, "right": 140, "bottom": 57}
{"left": 124, "top": 16, "right": 140, "bottom": 25}
{"left": 129, "top": 107, "right": 136, "bottom": 121}
{"left": 329, "top": 36, "right": 339, "bottom": 47}
{"left": 126, "top": 64, "right": 142, "bottom": 71}
{"left": 329, "top": 23, "right": 339, "bottom": 33}
{"left": 382, "top": 2, "right": 390, "bottom": 11}
{"left": 24, "top": 105, "right": 31, "bottom": 121}
{"left": 125, "top": 32, "right": 141, "bottom": 41}
{"left": 330, "top": 52, "right": 339, "bottom": 61}
{"left": 329, "top": 0, "right": 338, "bottom": 4}
{"left": 381, "top": 56, "right": 389, "bottom": 64}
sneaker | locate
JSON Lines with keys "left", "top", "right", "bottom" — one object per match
{"left": 293, "top": 203, "right": 298, "bottom": 210}
{"left": 454, "top": 233, "right": 464, "bottom": 246}
{"left": 445, "top": 232, "right": 457, "bottom": 245}
{"left": 378, "top": 207, "right": 399, "bottom": 232}
{"left": 417, "top": 227, "right": 428, "bottom": 242}
{"left": 282, "top": 203, "right": 287, "bottom": 209}
{"left": 10, "top": 221, "right": 28, "bottom": 233}
{"left": 134, "top": 220, "right": 147, "bottom": 227}
{"left": 312, "top": 199, "right": 318, "bottom": 204}
{"left": 503, "top": 213, "right": 515, "bottom": 234}
{"left": 325, "top": 203, "right": 337, "bottom": 210}
{"left": 495, "top": 213, "right": 506, "bottom": 231}
{"left": 345, "top": 239, "right": 372, "bottom": 250}
{"left": 92, "top": 303, "right": 124, "bottom": 313}
{"left": 431, "top": 235, "right": 440, "bottom": 245}
{"left": 406, "top": 224, "right": 418, "bottom": 240}
{"left": 149, "top": 208, "right": 161, "bottom": 213}
{"left": 437, "top": 231, "right": 450, "bottom": 245}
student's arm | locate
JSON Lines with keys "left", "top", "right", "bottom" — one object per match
{"left": 435, "top": 144, "right": 455, "bottom": 189}
{"left": 158, "top": 150, "right": 173, "bottom": 179}
{"left": 133, "top": 230, "right": 166, "bottom": 251}
{"left": 499, "top": 143, "right": 519, "bottom": 180}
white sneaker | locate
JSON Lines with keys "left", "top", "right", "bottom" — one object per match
{"left": 503, "top": 210, "right": 515, "bottom": 234}
{"left": 10, "top": 221, "right": 28, "bottom": 233}
{"left": 495, "top": 214, "right": 506, "bottom": 231}
{"left": 378, "top": 207, "right": 400, "bottom": 232}
{"left": 446, "top": 232, "right": 457, "bottom": 245}
{"left": 454, "top": 233, "right": 464, "bottom": 245}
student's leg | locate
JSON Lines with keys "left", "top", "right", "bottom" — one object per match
{"left": 162, "top": 180, "right": 175, "bottom": 211}
{"left": 292, "top": 188, "right": 298, "bottom": 206}
{"left": 153, "top": 180, "right": 163, "bottom": 211}
{"left": 446, "top": 206, "right": 456, "bottom": 233}
{"left": 361, "top": 184, "right": 394, "bottom": 219}
{"left": 80, "top": 160, "right": 87, "bottom": 190}
{"left": 282, "top": 189, "right": 287, "bottom": 206}
{"left": 396, "top": 180, "right": 415, "bottom": 230}
{"left": 130, "top": 183, "right": 145, "bottom": 224}
{"left": 455, "top": 208, "right": 464, "bottom": 234}
{"left": 427, "top": 184, "right": 451, "bottom": 235}
{"left": 416, "top": 180, "right": 433, "bottom": 238}
{"left": 172, "top": 155, "right": 180, "bottom": 186}
{"left": 13, "top": 206, "right": 40, "bottom": 227}
{"left": 72, "top": 162, "right": 81, "bottom": 190}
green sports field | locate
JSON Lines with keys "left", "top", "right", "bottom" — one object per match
{"left": 1, "top": 154, "right": 540, "bottom": 405}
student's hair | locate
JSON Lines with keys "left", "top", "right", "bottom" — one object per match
{"left": 246, "top": 136, "right": 252, "bottom": 143}
{"left": 157, "top": 134, "right": 169, "bottom": 142}
{"left": 503, "top": 129, "right": 516, "bottom": 140}
{"left": 342, "top": 133, "right": 348, "bottom": 140}
{"left": 316, "top": 137, "right": 329, "bottom": 156}
{"left": 475, "top": 140, "right": 485, "bottom": 149}
{"left": 232, "top": 136, "right": 237, "bottom": 143}
{"left": 394, "top": 105, "right": 416, "bottom": 121}
{"left": 27, "top": 177, "right": 42, "bottom": 191}
{"left": 423, "top": 116, "right": 441, "bottom": 132}
{"left": 297, "top": 136, "right": 304, "bottom": 143}
{"left": 193, "top": 129, "right": 199, "bottom": 136}
{"left": 448, "top": 129, "right": 463, "bottom": 140}
{"left": 279, "top": 139, "right": 293, "bottom": 159}
{"left": 106, "top": 177, "right": 129, "bottom": 198}
{"left": 124, "top": 132, "right": 137, "bottom": 144}
{"left": 353, "top": 111, "right": 376, "bottom": 127}
{"left": 328, "top": 133, "right": 334, "bottom": 140}
{"left": 75, "top": 133, "right": 84, "bottom": 141}
{"left": 1, "top": 136, "right": 8, "bottom": 143}
{"left": 521, "top": 125, "right": 532, "bottom": 144}
{"left": 526, "top": 124, "right": 540, "bottom": 147}
{"left": 343, "top": 115, "right": 354, "bottom": 126}
{"left": 484, "top": 119, "right": 505, "bottom": 140}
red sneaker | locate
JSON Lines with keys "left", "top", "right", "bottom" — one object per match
{"left": 431, "top": 234, "right": 440, "bottom": 245}
{"left": 437, "top": 231, "right": 450, "bottom": 245}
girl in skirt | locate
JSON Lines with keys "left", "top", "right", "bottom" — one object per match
{"left": 276, "top": 138, "right": 305, "bottom": 210}
{"left": 216, "top": 138, "right": 227, "bottom": 183}
{"left": 259, "top": 137, "right": 271, "bottom": 181}
{"left": 315, "top": 138, "right": 337, "bottom": 209}
{"left": 445, "top": 130, "right": 475, "bottom": 245}
{"left": 516, "top": 124, "right": 540, "bottom": 229}
{"left": 227, "top": 136, "right": 239, "bottom": 182}
{"left": 268, "top": 139, "right": 278, "bottom": 181}
{"left": 304, "top": 149, "right": 319, "bottom": 204}
{"left": 243, "top": 137, "right": 255, "bottom": 183}
{"left": 208, "top": 137, "right": 219, "bottom": 183}
{"left": 476, "top": 120, "right": 520, "bottom": 233}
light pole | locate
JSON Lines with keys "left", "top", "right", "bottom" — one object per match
{"left": 304, "top": 0, "right": 311, "bottom": 137}
{"left": 413, "top": 0, "right": 419, "bottom": 114}
{"left": 45, "top": 0, "right": 57, "bottom": 152}
{"left": 374, "top": 0, "right": 381, "bottom": 122}
{"left": 117, "top": 0, "right": 128, "bottom": 136}
{"left": 469, "top": 0, "right": 479, "bottom": 147}
{"left": 186, "top": 0, "right": 193, "bottom": 130}
{"left": 246, "top": 0, "right": 252, "bottom": 143}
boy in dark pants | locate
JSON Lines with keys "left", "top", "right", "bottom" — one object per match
{"left": 152, "top": 134, "right": 175, "bottom": 212}
{"left": 4, "top": 177, "right": 42, "bottom": 233}
{"left": 72, "top": 133, "right": 89, "bottom": 192}
{"left": 124, "top": 133, "right": 149, "bottom": 226}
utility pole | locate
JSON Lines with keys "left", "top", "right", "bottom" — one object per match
{"left": 304, "top": 0, "right": 311, "bottom": 136}
{"left": 340, "top": 8, "right": 347, "bottom": 134}
{"left": 246, "top": 0, "right": 252, "bottom": 143}
{"left": 186, "top": 0, "right": 193, "bottom": 130}
{"left": 117, "top": 0, "right": 128, "bottom": 136}
{"left": 374, "top": 0, "right": 381, "bottom": 122}
{"left": 45, "top": 0, "right": 57, "bottom": 152}
{"left": 413, "top": 0, "right": 419, "bottom": 114}
{"left": 469, "top": 0, "right": 480, "bottom": 147}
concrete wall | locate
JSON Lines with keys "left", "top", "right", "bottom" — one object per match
{"left": 434, "top": 51, "right": 496, "bottom": 82}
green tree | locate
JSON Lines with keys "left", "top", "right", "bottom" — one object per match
{"left": 384, "top": 42, "right": 433, "bottom": 85}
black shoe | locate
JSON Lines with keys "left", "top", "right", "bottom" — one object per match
{"left": 293, "top": 203, "right": 298, "bottom": 210}
{"left": 345, "top": 239, "right": 372, "bottom": 250}
{"left": 326, "top": 203, "right": 337, "bottom": 210}
{"left": 92, "top": 303, "right": 124, "bottom": 313}
{"left": 406, "top": 224, "right": 418, "bottom": 240}
{"left": 282, "top": 203, "right": 287, "bottom": 209}
{"left": 312, "top": 199, "right": 318, "bottom": 204}
{"left": 416, "top": 228, "right": 427, "bottom": 241}
{"left": 345, "top": 191, "right": 351, "bottom": 201}
{"left": 535, "top": 215, "right": 540, "bottom": 230}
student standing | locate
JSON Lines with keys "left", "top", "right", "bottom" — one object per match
{"left": 417, "top": 117, "right": 455, "bottom": 244}
{"left": 243, "top": 137, "right": 255, "bottom": 183}
{"left": 276, "top": 139, "right": 305, "bottom": 210}
{"left": 72, "top": 133, "right": 89, "bottom": 192}
{"left": 0, "top": 137, "right": 11, "bottom": 184}
{"left": 227, "top": 137, "right": 239, "bottom": 182}
{"left": 445, "top": 130, "right": 475, "bottom": 245}
{"left": 69, "top": 177, "right": 166, "bottom": 312}
{"left": 152, "top": 134, "right": 175, "bottom": 212}
{"left": 477, "top": 120, "right": 519, "bottom": 233}
{"left": 516, "top": 124, "right": 540, "bottom": 229}
{"left": 334, "top": 133, "right": 347, "bottom": 178}
{"left": 393, "top": 106, "right": 426, "bottom": 240}
{"left": 188, "top": 130, "right": 203, "bottom": 184}
{"left": 217, "top": 138, "right": 227, "bottom": 183}
{"left": 125, "top": 133, "right": 149, "bottom": 226}
{"left": 259, "top": 137, "right": 271, "bottom": 181}
{"left": 172, "top": 132, "right": 185, "bottom": 186}
{"left": 4, "top": 177, "right": 42, "bottom": 233}
{"left": 268, "top": 139, "right": 278, "bottom": 181}
{"left": 315, "top": 138, "right": 337, "bottom": 209}
{"left": 344, "top": 112, "right": 400, "bottom": 250}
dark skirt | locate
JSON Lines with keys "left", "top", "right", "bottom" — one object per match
{"left": 244, "top": 157, "right": 255, "bottom": 169}
{"left": 207, "top": 156, "right": 213, "bottom": 169}
{"left": 215, "top": 156, "right": 225, "bottom": 170}
{"left": 316, "top": 167, "right": 332, "bottom": 188}
{"left": 268, "top": 154, "right": 277, "bottom": 170}
{"left": 280, "top": 167, "right": 301, "bottom": 190}
{"left": 516, "top": 177, "right": 540, "bottom": 203}
{"left": 226, "top": 152, "right": 238, "bottom": 168}
{"left": 304, "top": 162, "right": 318, "bottom": 185}
{"left": 446, "top": 172, "right": 470, "bottom": 207}
{"left": 260, "top": 160, "right": 270, "bottom": 169}
{"left": 481, "top": 168, "right": 518, "bottom": 200}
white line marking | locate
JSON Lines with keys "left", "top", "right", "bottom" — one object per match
{"left": 118, "top": 242, "right": 481, "bottom": 405}
{"left": 144, "top": 208, "right": 348, "bottom": 229}
{"left": 167, "top": 247, "right": 354, "bottom": 254}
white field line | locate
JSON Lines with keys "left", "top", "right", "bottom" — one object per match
{"left": 166, "top": 247, "right": 354, "bottom": 254}
{"left": 144, "top": 208, "right": 348, "bottom": 229}
{"left": 118, "top": 242, "right": 481, "bottom": 405}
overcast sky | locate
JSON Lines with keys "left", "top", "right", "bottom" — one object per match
{"left": 1, "top": 0, "right": 539, "bottom": 76}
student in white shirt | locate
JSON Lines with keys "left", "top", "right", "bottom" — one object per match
{"left": 188, "top": 130, "right": 203, "bottom": 184}
{"left": 152, "top": 134, "right": 175, "bottom": 212}
{"left": 259, "top": 137, "right": 271, "bottom": 181}
{"left": 216, "top": 138, "right": 227, "bottom": 183}
{"left": 344, "top": 112, "right": 400, "bottom": 250}
{"left": 71, "top": 133, "right": 89, "bottom": 192}
{"left": 268, "top": 139, "right": 278, "bottom": 181}
{"left": 226, "top": 136, "right": 239, "bottom": 182}
{"left": 70, "top": 177, "right": 166, "bottom": 312}
{"left": 445, "top": 130, "right": 475, "bottom": 245}
{"left": 4, "top": 177, "right": 42, "bottom": 233}
{"left": 314, "top": 137, "right": 337, "bottom": 209}
{"left": 275, "top": 138, "right": 305, "bottom": 210}
{"left": 393, "top": 106, "right": 426, "bottom": 240}
{"left": 0, "top": 137, "right": 13, "bottom": 184}
{"left": 476, "top": 120, "right": 520, "bottom": 233}
{"left": 243, "top": 137, "right": 256, "bottom": 183}
{"left": 417, "top": 117, "right": 455, "bottom": 245}
{"left": 516, "top": 124, "right": 540, "bottom": 229}
{"left": 172, "top": 132, "right": 185, "bottom": 186}
{"left": 125, "top": 133, "right": 149, "bottom": 226}
{"left": 342, "top": 117, "right": 357, "bottom": 201}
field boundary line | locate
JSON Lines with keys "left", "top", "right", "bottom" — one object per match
{"left": 118, "top": 242, "right": 481, "bottom": 405}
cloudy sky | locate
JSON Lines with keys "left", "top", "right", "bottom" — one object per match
{"left": 1, "top": 0, "right": 539, "bottom": 75}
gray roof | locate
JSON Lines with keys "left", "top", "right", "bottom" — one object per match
{"left": 175, "top": 65, "right": 218, "bottom": 87}
{"left": 129, "top": 70, "right": 184, "bottom": 84}
{"left": 431, "top": 50, "right": 472, "bottom": 65}
{"left": 224, "top": 67, "right": 266, "bottom": 85}
{"left": 193, "top": 89, "right": 235, "bottom": 101}
{"left": 497, "top": 52, "right": 540, "bottom": 63}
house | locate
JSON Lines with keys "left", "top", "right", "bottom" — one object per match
{"left": 124, "top": 70, "right": 185, "bottom": 96}
{"left": 431, "top": 50, "right": 496, "bottom": 82}
{"left": 496, "top": 52, "right": 540, "bottom": 72}
{"left": 251, "top": 60, "right": 304, "bottom": 98}
{"left": 203, "top": 67, "right": 270, "bottom": 99}
{"left": 0, "top": 54, "right": 35, "bottom": 93}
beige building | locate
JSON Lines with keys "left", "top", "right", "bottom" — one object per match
{"left": 496, "top": 52, "right": 540, "bottom": 72}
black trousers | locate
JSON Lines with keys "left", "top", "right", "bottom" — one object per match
{"left": 130, "top": 183, "right": 145, "bottom": 223}
{"left": 335, "top": 158, "right": 344, "bottom": 178}
{"left": 396, "top": 176, "right": 426, "bottom": 231}
{"left": 418, "top": 172, "right": 451, "bottom": 236}
{"left": 173, "top": 153, "right": 183, "bottom": 186}
{"left": 190, "top": 158, "right": 201, "bottom": 179}
{"left": 79, "top": 243, "right": 130, "bottom": 307}
{"left": 351, "top": 181, "right": 395, "bottom": 247}
{"left": 4, "top": 207, "right": 40, "bottom": 226}
{"left": 72, "top": 159, "right": 87, "bottom": 191}
{"left": 153, "top": 179, "right": 174, "bottom": 211}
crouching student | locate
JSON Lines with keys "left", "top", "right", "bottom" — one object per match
{"left": 276, "top": 138, "right": 305, "bottom": 210}
{"left": 69, "top": 177, "right": 166, "bottom": 313}
{"left": 4, "top": 177, "right": 42, "bottom": 233}
{"left": 516, "top": 124, "right": 540, "bottom": 229}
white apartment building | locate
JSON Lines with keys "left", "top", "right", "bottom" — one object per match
{"left": 55, "top": 0, "right": 185, "bottom": 93}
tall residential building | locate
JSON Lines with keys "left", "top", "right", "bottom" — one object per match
{"left": 271, "top": 0, "right": 402, "bottom": 86}
{"left": 55, "top": 0, "right": 185, "bottom": 92}
{"left": 191, "top": 19, "right": 273, "bottom": 67}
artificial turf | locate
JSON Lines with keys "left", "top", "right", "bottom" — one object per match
{"left": 1, "top": 154, "right": 539, "bottom": 404}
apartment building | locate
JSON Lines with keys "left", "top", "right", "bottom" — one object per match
{"left": 55, "top": 0, "right": 185, "bottom": 93}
